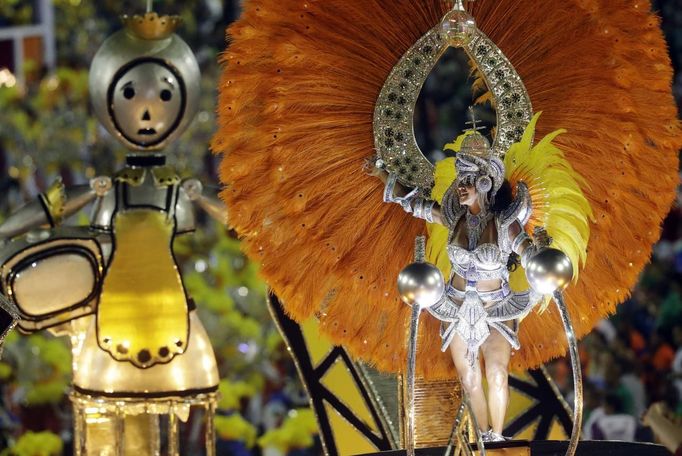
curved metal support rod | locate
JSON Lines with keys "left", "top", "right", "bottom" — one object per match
{"left": 463, "top": 393, "right": 486, "bottom": 456}
{"left": 442, "top": 394, "right": 486, "bottom": 456}
{"left": 405, "top": 303, "right": 421, "bottom": 456}
{"left": 444, "top": 403, "right": 467, "bottom": 456}
{"left": 553, "top": 291, "right": 582, "bottom": 456}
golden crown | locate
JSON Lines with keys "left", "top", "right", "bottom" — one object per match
{"left": 459, "top": 107, "right": 493, "bottom": 158}
{"left": 121, "top": 12, "right": 182, "bottom": 40}
{"left": 459, "top": 131, "right": 492, "bottom": 158}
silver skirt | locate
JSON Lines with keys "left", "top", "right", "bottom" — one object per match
{"left": 426, "top": 284, "right": 538, "bottom": 365}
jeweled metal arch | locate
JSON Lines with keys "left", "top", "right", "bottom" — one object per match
{"left": 372, "top": 25, "right": 533, "bottom": 192}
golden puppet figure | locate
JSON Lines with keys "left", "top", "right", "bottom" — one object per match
{"left": 0, "top": 11, "right": 226, "bottom": 455}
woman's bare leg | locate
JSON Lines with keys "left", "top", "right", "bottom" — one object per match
{"left": 449, "top": 334, "right": 489, "bottom": 431}
{"left": 481, "top": 328, "right": 512, "bottom": 434}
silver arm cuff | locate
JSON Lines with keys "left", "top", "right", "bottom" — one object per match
{"left": 521, "top": 244, "right": 540, "bottom": 269}
{"left": 383, "top": 173, "right": 418, "bottom": 213}
{"left": 412, "top": 198, "right": 435, "bottom": 223}
{"left": 512, "top": 231, "right": 531, "bottom": 255}
{"left": 383, "top": 174, "right": 435, "bottom": 222}
{"left": 383, "top": 173, "right": 399, "bottom": 202}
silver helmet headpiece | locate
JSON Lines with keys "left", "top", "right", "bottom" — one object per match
{"left": 455, "top": 132, "right": 505, "bottom": 197}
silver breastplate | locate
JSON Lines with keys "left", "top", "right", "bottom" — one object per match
{"left": 448, "top": 242, "right": 509, "bottom": 281}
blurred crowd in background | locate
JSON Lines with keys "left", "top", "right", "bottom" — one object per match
{"left": 545, "top": 197, "right": 682, "bottom": 449}
{"left": 0, "top": 0, "right": 681, "bottom": 455}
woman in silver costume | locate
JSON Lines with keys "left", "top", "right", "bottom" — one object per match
{"left": 379, "top": 131, "right": 540, "bottom": 442}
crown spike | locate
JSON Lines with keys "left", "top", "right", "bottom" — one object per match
{"left": 464, "top": 106, "right": 486, "bottom": 132}
{"left": 121, "top": 12, "right": 182, "bottom": 40}
{"left": 460, "top": 107, "right": 492, "bottom": 158}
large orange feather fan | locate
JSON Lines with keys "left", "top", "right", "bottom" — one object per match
{"left": 212, "top": 0, "right": 682, "bottom": 379}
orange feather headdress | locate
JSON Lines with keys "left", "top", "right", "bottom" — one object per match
{"left": 213, "top": 0, "right": 681, "bottom": 379}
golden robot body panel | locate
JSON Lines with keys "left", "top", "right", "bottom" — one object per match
{"left": 0, "top": 170, "right": 219, "bottom": 404}
{"left": 96, "top": 167, "right": 191, "bottom": 368}
{"left": 71, "top": 312, "right": 219, "bottom": 396}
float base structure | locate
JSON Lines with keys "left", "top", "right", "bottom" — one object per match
{"left": 357, "top": 440, "right": 668, "bottom": 456}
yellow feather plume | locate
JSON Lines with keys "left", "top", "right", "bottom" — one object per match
{"left": 426, "top": 156, "right": 456, "bottom": 278}
{"left": 507, "top": 113, "right": 593, "bottom": 310}
{"left": 506, "top": 113, "right": 593, "bottom": 266}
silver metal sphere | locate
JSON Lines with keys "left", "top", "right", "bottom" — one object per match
{"left": 397, "top": 262, "right": 445, "bottom": 308}
{"left": 525, "top": 248, "right": 574, "bottom": 295}
{"left": 89, "top": 29, "right": 200, "bottom": 151}
{"left": 440, "top": 9, "right": 477, "bottom": 47}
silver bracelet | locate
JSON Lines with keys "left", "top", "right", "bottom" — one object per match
{"left": 384, "top": 174, "right": 398, "bottom": 203}
{"left": 512, "top": 231, "right": 531, "bottom": 254}
{"left": 383, "top": 173, "right": 398, "bottom": 203}
{"left": 412, "top": 198, "right": 424, "bottom": 218}
{"left": 521, "top": 244, "right": 540, "bottom": 269}
{"left": 411, "top": 198, "right": 435, "bottom": 223}
{"left": 423, "top": 200, "right": 435, "bottom": 223}
{"left": 383, "top": 173, "right": 418, "bottom": 213}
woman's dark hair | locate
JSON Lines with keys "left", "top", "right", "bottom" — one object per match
{"left": 490, "top": 179, "right": 513, "bottom": 214}
{"left": 489, "top": 179, "right": 521, "bottom": 271}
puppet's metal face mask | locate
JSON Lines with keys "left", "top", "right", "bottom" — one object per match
{"left": 109, "top": 59, "right": 186, "bottom": 148}
{"left": 89, "top": 24, "right": 200, "bottom": 152}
